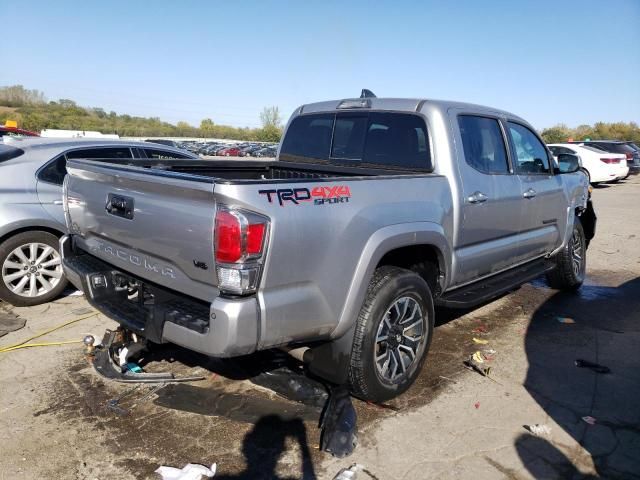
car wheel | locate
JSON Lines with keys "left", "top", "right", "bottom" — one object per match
{"left": 349, "top": 266, "right": 434, "bottom": 403}
{"left": 0, "top": 231, "right": 68, "bottom": 306}
{"left": 546, "top": 218, "right": 586, "bottom": 291}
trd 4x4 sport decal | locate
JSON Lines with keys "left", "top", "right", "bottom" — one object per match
{"left": 259, "top": 185, "right": 351, "bottom": 206}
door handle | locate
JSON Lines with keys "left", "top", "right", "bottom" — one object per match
{"left": 467, "top": 191, "right": 488, "bottom": 204}
{"left": 52, "top": 200, "right": 64, "bottom": 205}
{"left": 523, "top": 188, "right": 537, "bottom": 199}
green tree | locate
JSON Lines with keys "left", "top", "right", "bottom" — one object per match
{"left": 0, "top": 85, "right": 46, "bottom": 106}
{"left": 257, "top": 124, "right": 282, "bottom": 143}
{"left": 541, "top": 124, "right": 571, "bottom": 143}
{"left": 200, "top": 118, "right": 215, "bottom": 137}
{"left": 260, "top": 106, "right": 282, "bottom": 128}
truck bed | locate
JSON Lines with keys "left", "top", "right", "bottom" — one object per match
{"left": 104, "top": 158, "right": 418, "bottom": 182}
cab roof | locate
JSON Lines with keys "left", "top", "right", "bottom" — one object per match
{"left": 298, "top": 97, "right": 526, "bottom": 123}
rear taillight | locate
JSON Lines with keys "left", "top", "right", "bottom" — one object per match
{"left": 215, "top": 206, "right": 269, "bottom": 295}
{"left": 625, "top": 153, "right": 633, "bottom": 160}
{"left": 600, "top": 158, "right": 618, "bottom": 164}
{"left": 215, "top": 210, "right": 242, "bottom": 263}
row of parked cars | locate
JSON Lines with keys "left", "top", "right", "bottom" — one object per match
{"left": 146, "top": 139, "right": 278, "bottom": 158}
{"left": 548, "top": 140, "right": 640, "bottom": 185}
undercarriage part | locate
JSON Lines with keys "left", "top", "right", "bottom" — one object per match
{"left": 250, "top": 366, "right": 329, "bottom": 409}
{"left": 106, "top": 384, "right": 165, "bottom": 416}
{"left": 320, "top": 385, "right": 358, "bottom": 458}
{"left": 91, "top": 328, "right": 205, "bottom": 384}
{"left": 281, "top": 346, "right": 312, "bottom": 363}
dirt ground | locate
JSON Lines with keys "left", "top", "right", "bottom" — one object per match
{"left": 1, "top": 175, "right": 639, "bottom": 480}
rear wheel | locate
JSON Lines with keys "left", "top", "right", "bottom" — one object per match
{"left": 0, "top": 231, "right": 68, "bottom": 306}
{"left": 546, "top": 218, "right": 586, "bottom": 291}
{"left": 349, "top": 266, "right": 434, "bottom": 402}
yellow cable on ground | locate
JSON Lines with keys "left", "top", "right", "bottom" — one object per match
{"left": 0, "top": 340, "right": 82, "bottom": 353}
{"left": 0, "top": 311, "right": 98, "bottom": 354}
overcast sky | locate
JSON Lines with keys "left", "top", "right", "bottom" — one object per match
{"left": 2, "top": 0, "right": 639, "bottom": 129}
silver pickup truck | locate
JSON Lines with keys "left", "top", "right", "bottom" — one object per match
{"left": 61, "top": 94, "right": 595, "bottom": 402}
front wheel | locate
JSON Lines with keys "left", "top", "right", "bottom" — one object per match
{"left": 546, "top": 218, "right": 586, "bottom": 291}
{"left": 349, "top": 266, "right": 434, "bottom": 403}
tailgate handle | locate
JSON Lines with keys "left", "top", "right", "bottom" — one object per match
{"left": 106, "top": 193, "right": 134, "bottom": 220}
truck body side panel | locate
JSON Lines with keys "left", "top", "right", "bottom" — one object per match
{"left": 213, "top": 176, "right": 453, "bottom": 348}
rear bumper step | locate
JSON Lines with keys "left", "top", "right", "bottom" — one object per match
{"left": 61, "top": 235, "right": 259, "bottom": 357}
{"left": 436, "top": 259, "right": 555, "bottom": 308}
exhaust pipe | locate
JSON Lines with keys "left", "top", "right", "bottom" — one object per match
{"left": 281, "top": 346, "right": 313, "bottom": 363}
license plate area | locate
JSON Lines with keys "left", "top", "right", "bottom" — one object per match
{"left": 68, "top": 249, "right": 211, "bottom": 341}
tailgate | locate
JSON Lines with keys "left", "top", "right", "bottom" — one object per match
{"left": 65, "top": 160, "right": 218, "bottom": 302}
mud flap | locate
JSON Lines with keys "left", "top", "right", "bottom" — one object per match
{"left": 307, "top": 325, "right": 356, "bottom": 385}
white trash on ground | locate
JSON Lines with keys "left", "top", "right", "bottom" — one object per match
{"left": 333, "top": 464, "right": 364, "bottom": 479}
{"left": 526, "top": 424, "right": 552, "bottom": 436}
{"left": 155, "top": 463, "right": 216, "bottom": 480}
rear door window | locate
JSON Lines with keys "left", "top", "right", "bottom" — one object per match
{"left": 507, "top": 122, "right": 551, "bottom": 174}
{"left": 457, "top": 115, "right": 509, "bottom": 174}
{"left": 549, "top": 146, "right": 575, "bottom": 155}
{"left": 0, "top": 145, "right": 25, "bottom": 163}
{"left": 39, "top": 147, "right": 136, "bottom": 185}
{"left": 611, "top": 144, "right": 635, "bottom": 155}
{"left": 66, "top": 147, "right": 134, "bottom": 160}
{"left": 143, "top": 148, "right": 193, "bottom": 159}
{"left": 38, "top": 154, "right": 67, "bottom": 185}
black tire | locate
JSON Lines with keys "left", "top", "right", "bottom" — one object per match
{"left": 546, "top": 218, "right": 586, "bottom": 291}
{"left": 349, "top": 266, "right": 434, "bottom": 403}
{"left": 0, "top": 231, "right": 68, "bottom": 306}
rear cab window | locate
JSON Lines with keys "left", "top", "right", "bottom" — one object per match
{"left": 280, "top": 111, "right": 432, "bottom": 171}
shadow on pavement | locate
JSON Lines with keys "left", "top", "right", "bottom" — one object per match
{"left": 214, "top": 414, "right": 317, "bottom": 480}
{"left": 520, "top": 276, "right": 640, "bottom": 478}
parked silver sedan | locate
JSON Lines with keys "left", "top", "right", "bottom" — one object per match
{"left": 0, "top": 137, "right": 197, "bottom": 306}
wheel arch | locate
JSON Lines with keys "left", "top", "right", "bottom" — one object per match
{"left": 0, "top": 224, "right": 65, "bottom": 247}
{"left": 377, "top": 244, "right": 444, "bottom": 295}
{"left": 334, "top": 222, "right": 451, "bottom": 340}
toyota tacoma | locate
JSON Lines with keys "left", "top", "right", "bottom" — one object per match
{"left": 61, "top": 92, "right": 595, "bottom": 402}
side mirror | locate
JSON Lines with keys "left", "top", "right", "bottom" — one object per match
{"left": 555, "top": 153, "right": 580, "bottom": 174}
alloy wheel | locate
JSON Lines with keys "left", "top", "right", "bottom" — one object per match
{"left": 2, "top": 243, "right": 63, "bottom": 297}
{"left": 374, "top": 296, "right": 426, "bottom": 384}
{"left": 570, "top": 228, "right": 585, "bottom": 279}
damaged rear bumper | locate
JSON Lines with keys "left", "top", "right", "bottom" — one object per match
{"left": 60, "top": 235, "right": 259, "bottom": 357}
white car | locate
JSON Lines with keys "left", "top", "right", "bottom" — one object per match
{"left": 548, "top": 143, "right": 628, "bottom": 184}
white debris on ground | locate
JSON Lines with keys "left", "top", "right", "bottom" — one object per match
{"left": 155, "top": 463, "right": 216, "bottom": 480}
{"left": 333, "top": 464, "right": 364, "bottom": 479}
{"left": 527, "top": 424, "right": 552, "bottom": 436}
